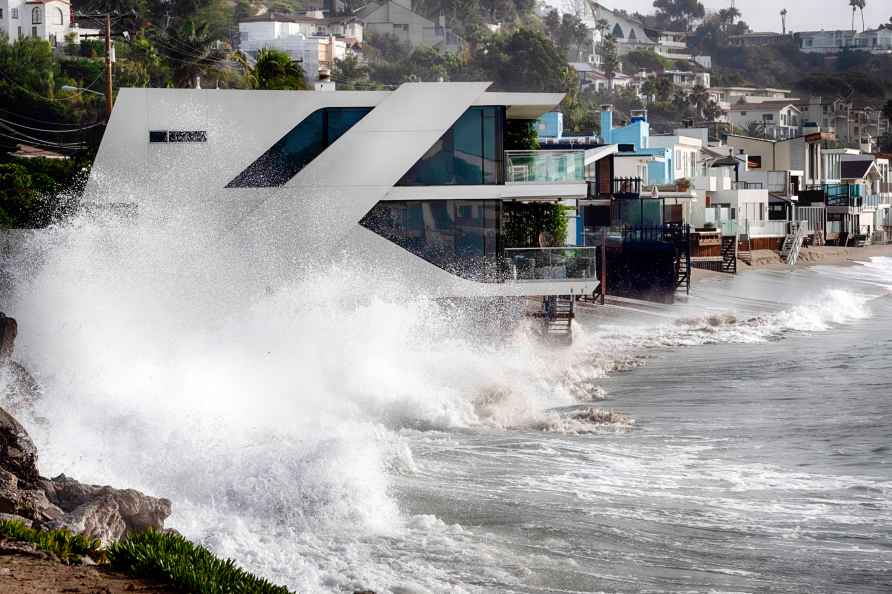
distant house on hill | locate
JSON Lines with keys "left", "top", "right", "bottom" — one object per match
{"left": 579, "top": 1, "right": 711, "bottom": 70}
{"left": 0, "top": 0, "right": 93, "bottom": 47}
{"left": 728, "top": 101, "right": 802, "bottom": 140}
{"left": 796, "top": 28, "right": 892, "bottom": 54}
{"left": 238, "top": 12, "right": 361, "bottom": 80}
{"left": 354, "top": 0, "right": 462, "bottom": 54}
{"left": 728, "top": 32, "right": 790, "bottom": 47}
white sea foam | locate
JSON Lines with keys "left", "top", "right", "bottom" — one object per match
{"left": 1, "top": 212, "right": 883, "bottom": 592}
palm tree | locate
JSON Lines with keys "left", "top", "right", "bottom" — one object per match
{"left": 688, "top": 85, "right": 711, "bottom": 119}
{"left": 252, "top": 48, "right": 307, "bottom": 90}
{"left": 160, "top": 20, "right": 225, "bottom": 88}
{"left": 849, "top": 0, "right": 866, "bottom": 32}
{"left": 780, "top": 9, "right": 787, "bottom": 35}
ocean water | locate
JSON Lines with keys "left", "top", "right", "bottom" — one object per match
{"left": 2, "top": 219, "right": 890, "bottom": 593}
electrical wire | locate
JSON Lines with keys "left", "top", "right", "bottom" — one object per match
{"left": 0, "top": 116, "right": 104, "bottom": 133}
{"left": 0, "top": 131, "right": 86, "bottom": 150}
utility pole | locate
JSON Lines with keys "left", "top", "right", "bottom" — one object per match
{"left": 104, "top": 14, "right": 113, "bottom": 118}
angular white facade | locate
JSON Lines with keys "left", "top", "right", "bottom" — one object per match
{"left": 88, "top": 83, "right": 602, "bottom": 298}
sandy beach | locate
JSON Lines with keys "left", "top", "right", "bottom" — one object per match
{"left": 692, "top": 244, "right": 892, "bottom": 282}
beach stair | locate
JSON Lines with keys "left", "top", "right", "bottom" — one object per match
{"left": 781, "top": 222, "right": 807, "bottom": 268}
{"left": 537, "top": 295, "right": 574, "bottom": 343}
{"left": 721, "top": 234, "right": 738, "bottom": 274}
{"left": 675, "top": 250, "right": 691, "bottom": 294}
{"left": 738, "top": 234, "right": 753, "bottom": 265}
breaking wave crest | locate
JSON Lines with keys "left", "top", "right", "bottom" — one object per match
{"left": 0, "top": 213, "right": 879, "bottom": 592}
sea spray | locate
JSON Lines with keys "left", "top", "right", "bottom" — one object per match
{"left": 2, "top": 209, "right": 884, "bottom": 591}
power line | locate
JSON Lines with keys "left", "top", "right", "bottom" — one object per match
{"left": 0, "top": 117, "right": 104, "bottom": 133}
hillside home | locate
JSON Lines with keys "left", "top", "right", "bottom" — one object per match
{"left": 796, "top": 28, "right": 892, "bottom": 55}
{"left": 728, "top": 101, "right": 801, "bottom": 140}
{"left": 728, "top": 32, "right": 790, "bottom": 47}
{"left": 569, "top": 63, "right": 638, "bottom": 95}
{"left": 355, "top": 0, "right": 462, "bottom": 53}
{"left": 581, "top": 1, "right": 711, "bottom": 69}
{"left": 1, "top": 0, "right": 71, "bottom": 46}
{"left": 239, "top": 14, "right": 353, "bottom": 79}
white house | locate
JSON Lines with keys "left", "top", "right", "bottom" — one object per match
{"left": 569, "top": 62, "right": 639, "bottom": 95}
{"left": 355, "top": 0, "right": 462, "bottom": 53}
{"left": 86, "top": 83, "right": 605, "bottom": 300}
{"left": 239, "top": 15, "right": 352, "bottom": 80}
{"left": 649, "top": 134, "right": 703, "bottom": 182}
{"left": 580, "top": 1, "right": 711, "bottom": 69}
{"left": 797, "top": 28, "right": 892, "bottom": 54}
{"left": 1, "top": 0, "right": 70, "bottom": 46}
{"left": 728, "top": 101, "right": 802, "bottom": 140}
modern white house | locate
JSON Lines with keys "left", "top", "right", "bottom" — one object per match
{"left": 86, "top": 83, "right": 616, "bottom": 299}
{"left": 728, "top": 101, "right": 802, "bottom": 140}
{"left": 1, "top": 0, "right": 70, "bottom": 46}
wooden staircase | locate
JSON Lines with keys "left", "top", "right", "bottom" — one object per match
{"left": 721, "top": 234, "right": 738, "bottom": 274}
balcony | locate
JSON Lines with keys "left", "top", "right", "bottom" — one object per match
{"left": 505, "top": 150, "right": 585, "bottom": 184}
{"left": 504, "top": 247, "right": 597, "bottom": 281}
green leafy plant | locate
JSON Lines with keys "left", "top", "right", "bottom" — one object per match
{"left": 107, "top": 530, "right": 293, "bottom": 594}
{"left": 0, "top": 520, "right": 103, "bottom": 564}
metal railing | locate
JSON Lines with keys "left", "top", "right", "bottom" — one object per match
{"left": 612, "top": 177, "right": 642, "bottom": 197}
{"left": 504, "top": 247, "right": 597, "bottom": 281}
{"left": 504, "top": 150, "right": 585, "bottom": 184}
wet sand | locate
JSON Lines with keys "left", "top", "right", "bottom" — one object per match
{"left": 692, "top": 244, "right": 892, "bottom": 282}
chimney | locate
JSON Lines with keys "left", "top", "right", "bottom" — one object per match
{"left": 600, "top": 104, "right": 614, "bottom": 144}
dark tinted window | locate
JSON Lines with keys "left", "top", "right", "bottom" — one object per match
{"left": 360, "top": 200, "right": 501, "bottom": 281}
{"left": 397, "top": 107, "right": 504, "bottom": 186}
{"left": 227, "top": 107, "right": 372, "bottom": 188}
{"left": 149, "top": 130, "right": 168, "bottom": 143}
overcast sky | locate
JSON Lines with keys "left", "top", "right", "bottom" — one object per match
{"left": 585, "top": 1, "right": 890, "bottom": 33}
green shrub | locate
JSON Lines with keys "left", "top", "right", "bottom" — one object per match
{"left": 0, "top": 519, "right": 103, "bottom": 564}
{"left": 107, "top": 530, "right": 293, "bottom": 594}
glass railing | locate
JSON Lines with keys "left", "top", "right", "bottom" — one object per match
{"left": 504, "top": 150, "right": 585, "bottom": 184}
{"left": 746, "top": 221, "right": 789, "bottom": 236}
{"left": 504, "top": 247, "right": 597, "bottom": 281}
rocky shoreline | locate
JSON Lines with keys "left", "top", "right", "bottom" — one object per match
{"left": 1, "top": 313, "right": 173, "bottom": 543}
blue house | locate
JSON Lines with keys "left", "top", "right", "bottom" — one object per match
{"left": 600, "top": 106, "right": 672, "bottom": 185}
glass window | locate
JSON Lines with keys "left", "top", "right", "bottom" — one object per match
{"left": 11, "top": 8, "right": 18, "bottom": 19}
{"left": 360, "top": 200, "right": 501, "bottom": 281}
{"left": 397, "top": 107, "right": 504, "bottom": 186}
{"left": 227, "top": 107, "right": 371, "bottom": 187}
{"left": 32, "top": 7, "right": 40, "bottom": 24}
{"left": 53, "top": 7, "right": 63, "bottom": 25}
